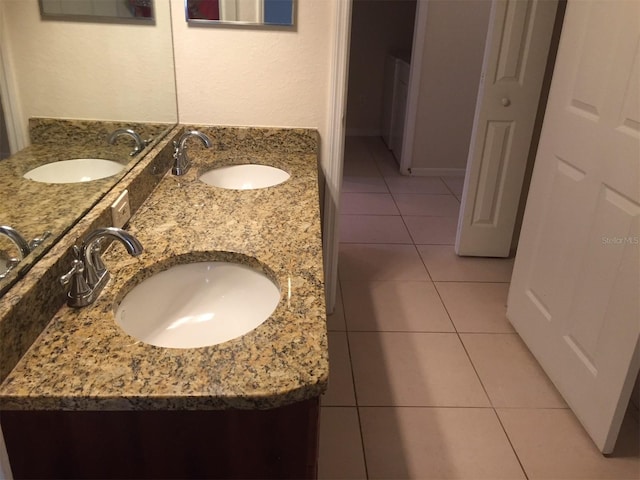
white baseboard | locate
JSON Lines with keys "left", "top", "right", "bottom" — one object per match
{"left": 408, "top": 167, "right": 466, "bottom": 177}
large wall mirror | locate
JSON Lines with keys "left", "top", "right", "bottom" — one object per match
{"left": 39, "top": 0, "right": 154, "bottom": 21}
{"left": 0, "top": 0, "right": 178, "bottom": 296}
{"left": 185, "top": 0, "right": 294, "bottom": 26}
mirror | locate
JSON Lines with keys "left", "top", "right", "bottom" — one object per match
{"left": 0, "top": 0, "right": 178, "bottom": 296}
{"left": 185, "top": 0, "right": 294, "bottom": 26}
{"left": 39, "top": 0, "right": 154, "bottom": 21}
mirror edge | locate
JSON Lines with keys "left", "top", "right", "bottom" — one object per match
{"left": 184, "top": 0, "right": 296, "bottom": 27}
{"left": 38, "top": 0, "right": 157, "bottom": 24}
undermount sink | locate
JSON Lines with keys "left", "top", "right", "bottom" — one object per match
{"left": 23, "top": 158, "right": 125, "bottom": 184}
{"left": 199, "top": 164, "right": 290, "bottom": 190}
{"left": 115, "top": 262, "right": 281, "bottom": 348}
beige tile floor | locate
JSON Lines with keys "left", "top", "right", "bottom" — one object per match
{"left": 319, "top": 136, "right": 640, "bottom": 480}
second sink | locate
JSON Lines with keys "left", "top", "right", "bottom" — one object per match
{"left": 23, "top": 158, "right": 125, "bottom": 184}
{"left": 199, "top": 164, "right": 290, "bottom": 190}
{"left": 115, "top": 262, "right": 280, "bottom": 349}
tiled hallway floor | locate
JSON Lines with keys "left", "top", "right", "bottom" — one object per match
{"left": 318, "top": 136, "right": 640, "bottom": 479}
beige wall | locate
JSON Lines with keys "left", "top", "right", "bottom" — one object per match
{"left": 0, "top": 0, "right": 177, "bottom": 131}
{"left": 2, "top": 0, "right": 336, "bottom": 168}
{"left": 409, "top": 0, "right": 491, "bottom": 173}
{"left": 170, "top": 0, "right": 334, "bottom": 141}
{"left": 346, "top": 0, "right": 416, "bottom": 136}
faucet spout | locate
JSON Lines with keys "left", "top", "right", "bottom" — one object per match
{"left": 82, "top": 227, "right": 143, "bottom": 285}
{"left": 0, "top": 225, "right": 31, "bottom": 259}
{"left": 83, "top": 227, "right": 144, "bottom": 263}
{"left": 61, "top": 227, "right": 143, "bottom": 308}
{"left": 178, "top": 130, "right": 213, "bottom": 150}
{"left": 172, "top": 130, "right": 212, "bottom": 176}
{"left": 108, "top": 128, "right": 146, "bottom": 156}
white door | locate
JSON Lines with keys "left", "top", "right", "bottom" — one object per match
{"left": 456, "top": 0, "right": 559, "bottom": 257}
{"left": 507, "top": 0, "right": 640, "bottom": 454}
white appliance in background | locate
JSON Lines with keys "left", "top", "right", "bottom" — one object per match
{"left": 382, "top": 51, "right": 411, "bottom": 165}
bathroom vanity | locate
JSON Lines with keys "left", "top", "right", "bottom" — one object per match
{"left": 0, "top": 125, "right": 328, "bottom": 479}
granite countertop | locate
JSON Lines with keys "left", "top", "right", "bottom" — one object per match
{"left": 0, "top": 119, "right": 173, "bottom": 292}
{"left": 0, "top": 127, "right": 328, "bottom": 411}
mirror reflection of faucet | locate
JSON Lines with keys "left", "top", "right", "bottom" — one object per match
{"left": 28, "top": 231, "right": 52, "bottom": 251}
{"left": 0, "top": 226, "right": 31, "bottom": 259}
{"left": 60, "top": 227, "right": 143, "bottom": 308}
{"left": 0, "top": 226, "right": 52, "bottom": 279}
{"left": 108, "top": 128, "right": 151, "bottom": 157}
{"left": 172, "top": 130, "right": 213, "bottom": 176}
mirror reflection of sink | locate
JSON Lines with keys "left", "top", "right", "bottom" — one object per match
{"left": 23, "top": 158, "right": 125, "bottom": 184}
{"left": 199, "top": 164, "right": 290, "bottom": 190}
{"left": 115, "top": 262, "right": 280, "bottom": 349}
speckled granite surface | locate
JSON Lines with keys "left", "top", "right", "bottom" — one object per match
{"left": 0, "top": 126, "right": 178, "bottom": 384}
{"left": 0, "top": 119, "right": 173, "bottom": 295}
{"left": 28, "top": 118, "right": 170, "bottom": 147}
{"left": 0, "top": 126, "right": 327, "bottom": 411}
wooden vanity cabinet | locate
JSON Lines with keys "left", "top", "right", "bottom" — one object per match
{"left": 1, "top": 397, "right": 319, "bottom": 479}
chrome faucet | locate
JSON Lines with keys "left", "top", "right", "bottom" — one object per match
{"left": 0, "top": 227, "right": 53, "bottom": 279}
{"left": 108, "top": 128, "right": 148, "bottom": 157}
{"left": 0, "top": 226, "right": 30, "bottom": 279}
{"left": 0, "top": 226, "right": 31, "bottom": 259}
{"left": 28, "top": 230, "right": 52, "bottom": 251}
{"left": 60, "top": 227, "right": 143, "bottom": 308}
{"left": 172, "top": 130, "right": 213, "bottom": 176}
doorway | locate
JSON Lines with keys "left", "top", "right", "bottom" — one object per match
{"left": 0, "top": 93, "right": 10, "bottom": 160}
{"left": 324, "top": 0, "right": 562, "bottom": 311}
{"left": 344, "top": 1, "right": 416, "bottom": 140}
{"left": 333, "top": 0, "right": 566, "bottom": 294}
{"left": 341, "top": 0, "right": 498, "bottom": 248}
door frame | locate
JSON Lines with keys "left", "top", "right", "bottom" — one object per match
{"left": 322, "top": 0, "right": 352, "bottom": 313}
{"left": 0, "top": 3, "right": 28, "bottom": 154}
{"left": 323, "top": 0, "right": 427, "bottom": 312}
{"left": 399, "top": 0, "right": 429, "bottom": 175}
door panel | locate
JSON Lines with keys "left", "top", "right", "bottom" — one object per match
{"left": 457, "top": 0, "right": 559, "bottom": 256}
{"left": 508, "top": 0, "right": 640, "bottom": 453}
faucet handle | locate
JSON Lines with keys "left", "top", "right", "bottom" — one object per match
{"left": 28, "top": 230, "right": 52, "bottom": 251}
{"left": 82, "top": 238, "right": 107, "bottom": 288}
{"left": 60, "top": 258, "right": 85, "bottom": 286}
{"left": 89, "top": 238, "right": 107, "bottom": 277}
{"left": 60, "top": 258, "right": 92, "bottom": 307}
{"left": 0, "top": 256, "right": 20, "bottom": 280}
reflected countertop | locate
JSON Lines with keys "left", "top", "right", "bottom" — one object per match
{"left": 0, "top": 126, "right": 327, "bottom": 411}
{"left": 0, "top": 142, "right": 133, "bottom": 246}
{"left": 0, "top": 119, "right": 171, "bottom": 247}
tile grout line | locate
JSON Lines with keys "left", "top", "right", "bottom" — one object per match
{"left": 440, "top": 175, "right": 461, "bottom": 198}
{"left": 454, "top": 328, "right": 532, "bottom": 478}
{"left": 411, "top": 207, "right": 531, "bottom": 478}
{"left": 339, "top": 147, "right": 529, "bottom": 476}
{"left": 339, "top": 277, "right": 371, "bottom": 480}
{"left": 492, "top": 409, "right": 531, "bottom": 480}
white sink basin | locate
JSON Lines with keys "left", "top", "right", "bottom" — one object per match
{"left": 199, "top": 164, "right": 290, "bottom": 190}
{"left": 115, "top": 262, "right": 280, "bottom": 349}
{"left": 23, "top": 158, "right": 125, "bottom": 184}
